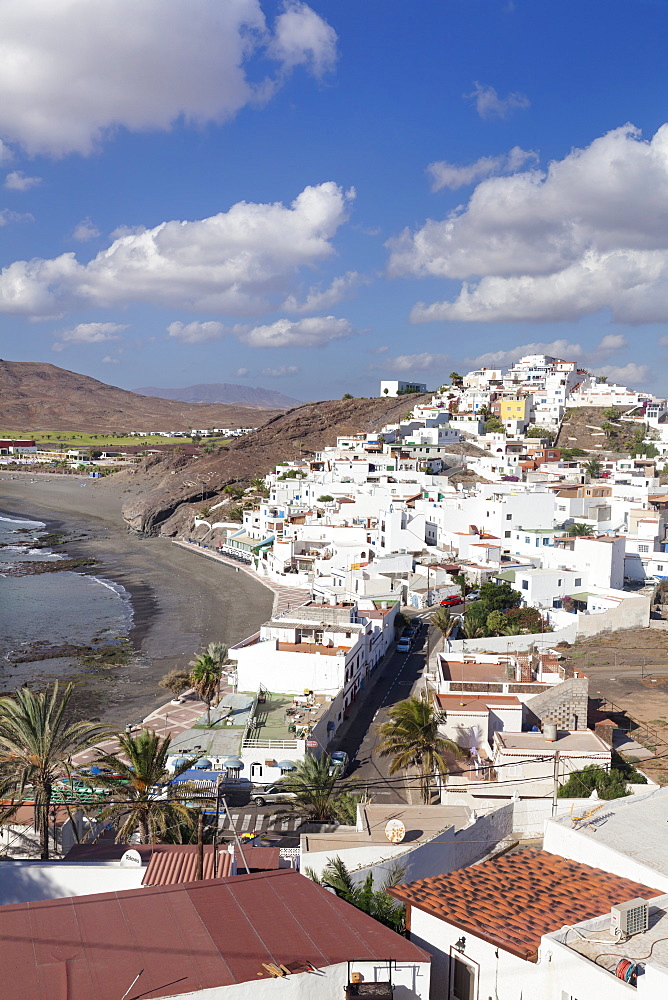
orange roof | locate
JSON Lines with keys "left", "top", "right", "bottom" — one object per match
{"left": 142, "top": 845, "right": 233, "bottom": 886}
{"left": 390, "top": 850, "right": 660, "bottom": 961}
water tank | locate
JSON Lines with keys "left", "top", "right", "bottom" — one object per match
{"left": 543, "top": 722, "right": 558, "bottom": 742}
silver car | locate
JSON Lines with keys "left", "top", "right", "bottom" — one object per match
{"left": 251, "top": 784, "right": 297, "bottom": 807}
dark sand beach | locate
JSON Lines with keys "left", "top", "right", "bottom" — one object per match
{"left": 0, "top": 473, "right": 273, "bottom": 726}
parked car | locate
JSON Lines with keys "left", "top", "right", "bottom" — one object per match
{"left": 440, "top": 595, "right": 461, "bottom": 607}
{"left": 396, "top": 638, "right": 411, "bottom": 653}
{"left": 466, "top": 590, "right": 480, "bottom": 601}
{"left": 251, "top": 785, "right": 297, "bottom": 807}
{"left": 328, "top": 750, "right": 349, "bottom": 777}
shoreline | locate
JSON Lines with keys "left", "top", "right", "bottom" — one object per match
{"left": 0, "top": 474, "right": 273, "bottom": 727}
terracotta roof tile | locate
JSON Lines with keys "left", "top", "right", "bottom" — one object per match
{"left": 389, "top": 850, "right": 660, "bottom": 961}
{"left": 142, "top": 845, "right": 233, "bottom": 885}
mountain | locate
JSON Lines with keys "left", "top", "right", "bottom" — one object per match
{"left": 136, "top": 382, "right": 302, "bottom": 409}
{"left": 0, "top": 360, "right": 282, "bottom": 432}
{"left": 120, "top": 391, "right": 434, "bottom": 535}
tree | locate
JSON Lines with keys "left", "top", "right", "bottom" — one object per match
{"left": 565, "top": 522, "right": 594, "bottom": 536}
{"left": 461, "top": 602, "right": 491, "bottom": 639}
{"left": 526, "top": 426, "right": 555, "bottom": 443}
{"left": 307, "top": 856, "right": 406, "bottom": 933}
{"left": 502, "top": 606, "right": 547, "bottom": 635}
{"left": 189, "top": 651, "right": 222, "bottom": 725}
{"left": 479, "top": 581, "right": 522, "bottom": 612}
{"left": 429, "top": 607, "right": 453, "bottom": 638}
{"left": 342, "top": 393, "right": 353, "bottom": 400}
{"left": 449, "top": 372, "right": 463, "bottom": 387}
{"left": 317, "top": 495, "right": 334, "bottom": 503}
{"left": 92, "top": 730, "right": 197, "bottom": 843}
{"left": 584, "top": 458, "right": 602, "bottom": 479}
{"left": 278, "top": 753, "right": 347, "bottom": 822}
{"left": 0, "top": 682, "right": 111, "bottom": 859}
{"left": 159, "top": 670, "right": 192, "bottom": 699}
{"left": 600, "top": 421, "right": 616, "bottom": 439}
{"left": 383, "top": 387, "right": 389, "bottom": 395}
{"left": 375, "top": 696, "right": 462, "bottom": 804}
{"left": 484, "top": 417, "right": 504, "bottom": 434}
{"left": 602, "top": 408, "right": 619, "bottom": 421}
{"left": 486, "top": 609, "right": 510, "bottom": 635}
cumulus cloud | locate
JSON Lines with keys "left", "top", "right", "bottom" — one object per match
{"left": 391, "top": 123, "right": 668, "bottom": 325}
{"left": 427, "top": 147, "right": 537, "bottom": 191}
{"left": 101, "top": 355, "right": 120, "bottom": 364}
{"left": 52, "top": 321, "right": 128, "bottom": 351}
{"left": 597, "top": 334, "right": 627, "bottom": 352}
{"left": 465, "top": 82, "right": 530, "bottom": 120}
{"left": 235, "top": 367, "right": 250, "bottom": 377}
{"left": 242, "top": 315, "right": 353, "bottom": 347}
{"left": 167, "top": 320, "right": 235, "bottom": 344}
{"left": 4, "top": 171, "right": 41, "bottom": 191}
{"left": 0, "top": 182, "right": 352, "bottom": 319}
{"left": 262, "top": 364, "right": 300, "bottom": 376}
{"left": 375, "top": 352, "right": 449, "bottom": 373}
{"left": 72, "top": 218, "right": 101, "bottom": 242}
{"left": 0, "top": 0, "right": 337, "bottom": 156}
{"left": 595, "top": 363, "right": 650, "bottom": 384}
{"left": 282, "top": 271, "right": 362, "bottom": 312}
{"left": 467, "top": 340, "right": 584, "bottom": 369}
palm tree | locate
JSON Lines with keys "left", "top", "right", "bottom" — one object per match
{"left": 460, "top": 602, "right": 491, "bottom": 639}
{"left": 585, "top": 458, "right": 602, "bottom": 479}
{"left": 375, "top": 696, "right": 462, "bottom": 804}
{"left": 279, "top": 753, "right": 344, "bottom": 822}
{"left": 0, "top": 682, "right": 111, "bottom": 859}
{"left": 307, "top": 856, "right": 406, "bottom": 933}
{"left": 189, "top": 642, "right": 235, "bottom": 725}
{"left": 429, "top": 607, "right": 454, "bottom": 639}
{"left": 91, "top": 730, "right": 197, "bottom": 844}
{"left": 565, "top": 522, "right": 595, "bottom": 537}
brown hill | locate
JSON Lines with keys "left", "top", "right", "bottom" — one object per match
{"left": 0, "top": 360, "right": 280, "bottom": 432}
{"left": 120, "top": 392, "right": 433, "bottom": 535}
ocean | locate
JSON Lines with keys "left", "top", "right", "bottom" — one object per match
{"left": 0, "top": 511, "right": 133, "bottom": 665}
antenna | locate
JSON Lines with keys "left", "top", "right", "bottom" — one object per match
{"left": 120, "top": 969, "right": 144, "bottom": 1000}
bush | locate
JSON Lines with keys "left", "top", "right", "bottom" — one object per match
{"left": 558, "top": 765, "right": 631, "bottom": 800}
{"left": 159, "top": 670, "right": 192, "bottom": 697}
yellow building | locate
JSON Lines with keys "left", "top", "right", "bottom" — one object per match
{"left": 499, "top": 395, "right": 531, "bottom": 432}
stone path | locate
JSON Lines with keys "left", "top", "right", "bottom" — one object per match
{"left": 172, "top": 538, "right": 310, "bottom": 617}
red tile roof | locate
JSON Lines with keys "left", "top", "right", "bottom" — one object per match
{"left": 142, "top": 845, "right": 233, "bottom": 885}
{"left": 389, "top": 850, "right": 660, "bottom": 961}
{"left": 0, "top": 869, "right": 428, "bottom": 1000}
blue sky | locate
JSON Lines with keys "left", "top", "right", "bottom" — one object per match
{"left": 0, "top": 0, "right": 667, "bottom": 402}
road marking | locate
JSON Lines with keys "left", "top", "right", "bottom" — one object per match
{"left": 241, "top": 813, "right": 252, "bottom": 831}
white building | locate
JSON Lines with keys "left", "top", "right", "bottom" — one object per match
{"left": 380, "top": 379, "right": 427, "bottom": 396}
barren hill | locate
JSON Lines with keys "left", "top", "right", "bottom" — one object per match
{"left": 136, "top": 382, "right": 302, "bottom": 409}
{"left": 0, "top": 360, "right": 280, "bottom": 432}
{"left": 121, "top": 392, "right": 433, "bottom": 535}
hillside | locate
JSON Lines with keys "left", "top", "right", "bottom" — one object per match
{"left": 136, "top": 382, "right": 302, "bottom": 409}
{"left": 0, "top": 360, "right": 281, "bottom": 432}
{"left": 120, "top": 392, "right": 434, "bottom": 535}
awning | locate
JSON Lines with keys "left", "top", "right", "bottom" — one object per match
{"left": 223, "top": 756, "right": 243, "bottom": 770}
{"left": 192, "top": 758, "right": 213, "bottom": 769}
{"left": 252, "top": 535, "right": 275, "bottom": 551}
{"left": 277, "top": 760, "right": 296, "bottom": 770}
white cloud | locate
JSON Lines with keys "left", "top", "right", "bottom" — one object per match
{"left": 72, "top": 218, "right": 100, "bottom": 242}
{"left": 467, "top": 340, "right": 584, "bottom": 369}
{"left": 167, "top": 320, "right": 235, "bottom": 344}
{"left": 101, "top": 355, "right": 120, "bottom": 364}
{"left": 4, "top": 170, "right": 41, "bottom": 191}
{"left": 597, "top": 334, "right": 627, "bottom": 352}
{"left": 282, "top": 271, "right": 361, "bottom": 313}
{"left": 376, "top": 352, "right": 449, "bottom": 373}
{"left": 465, "top": 82, "right": 530, "bottom": 120}
{"left": 0, "top": 0, "right": 337, "bottom": 156}
{"left": 595, "top": 363, "right": 650, "bottom": 384}
{"left": 427, "top": 147, "right": 537, "bottom": 191}
{"left": 262, "top": 364, "right": 300, "bottom": 377}
{"left": 391, "top": 123, "right": 668, "bottom": 325}
{"left": 0, "top": 182, "right": 352, "bottom": 318}
{"left": 659, "top": 336, "right": 668, "bottom": 347}
{"left": 53, "top": 321, "right": 128, "bottom": 350}
{"left": 0, "top": 208, "right": 33, "bottom": 226}
{"left": 242, "top": 315, "right": 353, "bottom": 348}
{"left": 267, "top": 0, "right": 337, "bottom": 78}
{"left": 235, "top": 367, "right": 250, "bottom": 377}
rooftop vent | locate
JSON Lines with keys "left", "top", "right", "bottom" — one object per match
{"left": 611, "top": 898, "right": 649, "bottom": 938}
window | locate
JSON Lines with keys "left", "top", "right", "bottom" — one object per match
{"left": 639, "top": 544, "right": 649, "bottom": 554}
{"left": 506, "top": 513, "right": 512, "bottom": 520}
{"left": 543, "top": 538, "right": 550, "bottom": 545}
{"left": 525, "top": 536, "right": 530, "bottom": 544}
{"left": 558, "top": 579, "right": 562, "bottom": 586}
{"left": 575, "top": 578, "right": 582, "bottom": 587}
{"left": 451, "top": 956, "right": 475, "bottom": 1000}
{"left": 505, "top": 530, "right": 511, "bottom": 538}
{"left": 521, "top": 580, "right": 529, "bottom": 590}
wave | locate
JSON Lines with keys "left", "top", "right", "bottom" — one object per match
{"left": 87, "top": 575, "right": 134, "bottom": 622}
{"left": 0, "top": 513, "right": 45, "bottom": 528}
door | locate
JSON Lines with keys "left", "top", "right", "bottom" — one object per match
{"left": 250, "top": 763, "right": 263, "bottom": 781}
{"left": 451, "top": 956, "right": 474, "bottom": 1000}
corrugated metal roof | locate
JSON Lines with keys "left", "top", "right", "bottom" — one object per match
{"left": 0, "top": 869, "right": 429, "bottom": 1000}
{"left": 142, "top": 846, "right": 233, "bottom": 885}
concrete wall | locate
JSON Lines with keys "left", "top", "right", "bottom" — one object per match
{"left": 523, "top": 676, "right": 589, "bottom": 731}
{"left": 165, "top": 959, "right": 430, "bottom": 1000}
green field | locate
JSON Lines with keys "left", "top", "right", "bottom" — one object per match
{"left": 2, "top": 431, "right": 198, "bottom": 447}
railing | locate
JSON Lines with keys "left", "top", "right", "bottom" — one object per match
{"left": 241, "top": 737, "right": 304, "bottom": 750}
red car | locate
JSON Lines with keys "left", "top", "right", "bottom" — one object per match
{"left": 440, "top": 595, "right": 461, "bottom": 607}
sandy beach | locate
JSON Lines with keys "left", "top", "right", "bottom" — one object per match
{"left": 0, "top": 473, "right": 273, "bottom": 726}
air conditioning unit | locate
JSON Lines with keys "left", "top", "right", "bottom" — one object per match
{"left": 611, "top": 899, "right": 649, "bottom": 938}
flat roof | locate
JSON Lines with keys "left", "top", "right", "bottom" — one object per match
{"left": 558, "top": 896, "right": 668, "bottom": 975}
{"left": 495, "top": 730, "right": 609, "bottom": 755}
{"left": 0, "top": 869, "right": 428, "bottom": 1000}
{"left": 302, "top": 804, "right": 470, "bottom": 852}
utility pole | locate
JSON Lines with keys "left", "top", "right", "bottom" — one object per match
{"left": 196, "top": 811, "right": 204, "bottom": 880}
{"left": 552, "top": 750, "right": 560, "bottom": 817}
{"left": 220, "top": 794, "right": 250, "bottom": 873}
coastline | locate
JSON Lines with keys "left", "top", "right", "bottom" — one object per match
{"left": 0, "top": 473, "right": 273, "bottom": 726}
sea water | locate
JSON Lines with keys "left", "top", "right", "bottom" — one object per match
{"left": 0, "top": 512, "right": 133, "bottom": 662}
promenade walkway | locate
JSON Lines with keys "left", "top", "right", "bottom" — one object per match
{"left": 172, "top": 538, "right": 310, "bottom": 617}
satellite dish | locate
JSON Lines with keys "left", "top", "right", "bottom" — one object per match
{"left": 120, "top": 849, "right": 142, "bottom": 868}
{"left": 385, "top": 819, "right": 406, "bottom": 844}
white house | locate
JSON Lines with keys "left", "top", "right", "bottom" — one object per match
{"left": 380, "top": 379, "right": 427, "bottom": 396}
